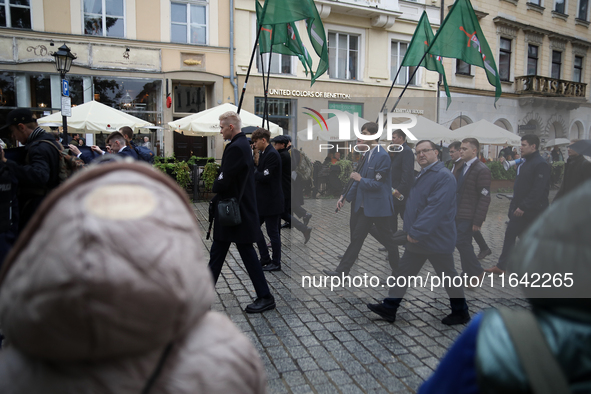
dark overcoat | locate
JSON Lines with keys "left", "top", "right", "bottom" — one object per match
{"left": 390, "top": 142, "right": 415, "bottom": 206}
{"left": 254, "top": 144, "right": 284, "bottom": 216}
{"left": 212, "top": 132, "right": 262, "bottom": 243}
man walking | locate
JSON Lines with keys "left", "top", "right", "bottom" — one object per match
{"left": 446, "top": 141, "right": 463, "bottom": 176}
{"left": 485, "top": 134, "right": 550, "bottom": 274}
{"left": 455, "top": 138, "right": 491, "bottom": 285}
{"left": 553, "top": 140, "right": 591, "bottom": 201}
{"left": 208, "top": 112, "right": 275, "bottom": 312}
{"left": 367, "top": 140, "right": 470, "bottom": 325}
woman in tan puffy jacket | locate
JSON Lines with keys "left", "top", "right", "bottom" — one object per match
{"left": 0, "top": 162, "right": 267, "bottom": 394}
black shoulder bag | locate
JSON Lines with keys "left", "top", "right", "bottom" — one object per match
{"left": 217, "top": 174, "right": 248, "bottom": 227}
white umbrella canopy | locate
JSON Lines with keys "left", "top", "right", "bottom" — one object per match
{"left": 408, "top": 116, "right": 454, "bottom": 144}
{"left": 37, "top": 100, "right": 153, "bottom": 132}
{"left": 545, "top": 138, "right": 571, "bottom": 147}
{"left": 451, "top": 119, "right": 521, "bottom": 146}
{"left": 168, "top": 103, "right": 282, "bottom": 137}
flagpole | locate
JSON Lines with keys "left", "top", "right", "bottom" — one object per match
{"left": 259, "top": 50, "right": 267, "bottom": 127}
{"left": 376, "top": 65, "right": 405, "bottom": 122}
{"left": 436, "top": 0, "right": 445, "bottom": 124}
{"left": 237, "top": 25, "right": 263, "bottom": 114}
{"left": 262, "top": 44, "right": 273, "bottom": 129}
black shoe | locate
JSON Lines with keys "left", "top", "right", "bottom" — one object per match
{"left": 322, "top": 269, "right": 341, "bottom": 277}
{"left": 245, "top": 295, "right": 276, "bottom": 313}
{"left": 477, "top": 248, "right": 492, "bottom": 259}
{"left": 378, "top": 247, "right": 387, "bottom": 252}
{"left": 441, "top": 311, "right": 471, "bottom": 326}
{"left": 303, "top": 213, "right": 312, "bottom": 226}
{"left": 303, "top": 227, "right": 312, "bottom": 244}
{"left": 281, "top": 222, "right": 291, "bottom": 229}
{"left": 262, "top": 262, "right": 281, "bottom": 272}
{"left": 259, "top": 257, "right": 272, "bottom": 267}
{"left": 367, "top": 303, "right": 397, "bottom": 322}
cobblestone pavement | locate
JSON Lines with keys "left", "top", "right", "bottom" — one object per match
{"left": 192, "top": 190, "right": 557, "bottom": 393}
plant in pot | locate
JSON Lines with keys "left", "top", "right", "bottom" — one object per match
{"left": 202, "top": 162, "right": 221, "bottom": 192}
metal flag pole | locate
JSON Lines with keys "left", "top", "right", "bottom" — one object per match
{"left": 237, "top": 25, "right": 263, "bottom": 114}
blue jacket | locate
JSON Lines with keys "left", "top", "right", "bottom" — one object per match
{"left": 403, "top": 161, "right": 457, "bottom": 254}
{"left": 511, "top": 150, "right": 550, "bottom": 219}
{"left": 346, "top": 146, "right": 394, "bottom": 218}
{"left": 118, "top": 146, "right": 139, "bottom": 160}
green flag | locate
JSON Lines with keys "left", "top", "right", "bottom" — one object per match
{"left": 427, "top": 0, "right": 502, "bottom": 104}
{"left": 401, "top": 11, "right": 452, "bottom": 109}
{"left": 256, "top": 1, "right": 313, "bottom": 75}
{"left": 257, "top": 0, "right": 328, "bottom": 85}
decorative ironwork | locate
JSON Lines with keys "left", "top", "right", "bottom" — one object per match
{"left": 27, "top": 45, "right": 49, "bottom": 56}
{"left": 515, "top": 75, "right": 587, "bottom": 98}
{"left": 123, "top": 50, "right": 130, "bottom": 59}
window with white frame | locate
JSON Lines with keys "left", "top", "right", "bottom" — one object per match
{"left": 256, "top": 47, "right": 293, "bottom": 75}
{"left": 554, "top": 0, "right": 566, "bottom": 13}
{"left": 573, "top": 55, "right": 583, "bottom": 82}
{"left": 456, "top": 59, "right": 471, "bottom": 75}
{"left": 171, "top": 1, "right": 208, "bottom": 45}
{"left": 84, "top": 0, "right": 124, "bottom": 37}
{"left": 0, "top": 0, "right": 31, "bottom": 29}
{"left": 499, "top": 37, "right": 512, "bottom": 81}
{"left": 551, "top": 50, "right": 562, "bottom": 79}
{"left": 328, "top": 32, "right": 359, "bottom": 80}
{"left": 391, "top": 41, "right": 417, "bottom": 85}
{"left": 578, "top": 0, "right": 589, "bottom": 19}
{"left": 529, "top": 0, "right": 541, "bottom": 4}
{"left": 527, "top": 44, "right": 539, "bottom": 75}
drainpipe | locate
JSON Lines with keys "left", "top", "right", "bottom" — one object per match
{"left": 230, "top": 0, "right": 238, "bottom": 105}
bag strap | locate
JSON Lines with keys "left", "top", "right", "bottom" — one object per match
{"left": 140, "top": 342, "right": 173, "bottom": 394}
{"left": 497, "top": 308, "right": 571, "bottom": 394}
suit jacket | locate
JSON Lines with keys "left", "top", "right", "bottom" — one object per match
{"left": 456, "top": 160, "right": 492, "bottom": 227}
{"left": 254, "top": 144, "right": 284, "bottom": 216}
{"left": 346, "top": 146, "right": 394, "bottom": 218}
{"left": 277, "top": 147, "right": 291, "bottom": 201}
{"left": 390, "top": 142, "right": 415, "bottom": 206}
{"left": 212, "top": 132, "right": 262, "bottom": 243}
{"left": 118, "top": 146, "right": 139, "bottom": 160}
{"left": 511, "top": 150, "right": 550, "bottom": 219}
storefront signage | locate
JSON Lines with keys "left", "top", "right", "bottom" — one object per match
{"left": 268, "top": 88, "right": 351, "bottom": 100}
{"left": 393, "top": 108, "right": 424, "bottom": 115}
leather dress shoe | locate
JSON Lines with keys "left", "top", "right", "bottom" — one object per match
{"left": 262, "top": 262, "right": 281, "bottom": 272}
{"left": 245, "top": 295, "right": 276, "bottom": 313}
{"left": 303, "top": 227, "right": 312, "bottom": 244}
{"left": 322, "top": 269, "right": 341, "bottom": 277}
{"left": 477, "top": 248, "right": 492, "bottom": 259}
{"left": 303, "top": 213, "right": 312, "bottom": 227}
{"left": 483, "top": 266, "right": 505, "bottom": 275}
{"left": 281, "top": 222, "right": 291, "bottom": 229}
{"left": 441, "top": 311, "right": 471, "bottom": 325}
{"left": 259, "top": 257, "right": 272, "bottom": 267}
{"left": 367, "top": 303, "right": 397, "bottom": 322}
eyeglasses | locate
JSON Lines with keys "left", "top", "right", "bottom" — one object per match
{"left": 415, "top": 148, "right": 437, "bottom": 156}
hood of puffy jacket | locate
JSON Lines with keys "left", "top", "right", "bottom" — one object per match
{"left": 0, "top": 162, "right": 214, "bottom": 361}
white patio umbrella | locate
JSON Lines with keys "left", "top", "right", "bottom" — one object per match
{"left": 545, "top": 138, "right": 571, "bottom": 147}
{"left": 451, "top": 119, "right": 521, "bottom": 146}
{"left": 37, "top": 100, "right": 153, "bottom": 132}
{"left": 408, "top": 116, "right": 454, "bottom": 144}
{"left": 168, "top": 103, "right": 282, "bottom": 137}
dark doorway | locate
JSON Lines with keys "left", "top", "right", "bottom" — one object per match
{"left": 173, "top": 132, "right": 208, "bottom": 160}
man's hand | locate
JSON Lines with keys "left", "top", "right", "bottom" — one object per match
{"left": 472, "top": 225, "right": 481, "bottom": 232}
{"left": 91, "top": 145, "right": 104, "bottom": 155}
{"left": 393, "top": 189, "right": 402, "bottom": 199}
{"left": 68, "top": 144, "right": 81, "bottom": 156}
{"left": 336, "top": 196, "right": 344, "bottom": 211}
{"left": 514, "top": 208, "right": 524, "bottom": 217}
{"left": 350, "top": 172, "right": 361, "bottom": 182}
{"left": 407, "top": 235, "right": 418, "bottom": 243}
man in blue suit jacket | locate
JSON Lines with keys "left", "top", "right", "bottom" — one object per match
{"left": 324, "top": 122, "right": 399, "bottom": 276}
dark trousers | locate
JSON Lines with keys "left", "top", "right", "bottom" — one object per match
{"left": 472, "top": 230, "right": 489, "bottom": 251}
{"left": 281, "top": 198, "right": 307, "bottom": 232}
{"left": 497, "top": 211, "right": 536, "bottom": 270}
{"left": 292, "top": 204, "right": 307, "bottom": 219}
{"left": 385, "top": 249, "right": 468, "bottom": 315}
{"left": 455, "top": 220, "right": 484, "bottom": 277}
{"left": 208, "top": 240, "right": 271, "bottom": 298}
{"left": 257, "top": 214, "right": 281, "bottom": 265}
{"left": 336, "top": 208, "right": 399, "bottom": 275}
{"left": 369, "top": 204, "right": 405, "bottom": 270}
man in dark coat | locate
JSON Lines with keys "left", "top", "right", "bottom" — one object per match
{"left": 0, "top": 108, "right": 61, "bottom": 231}
{"left": 553, "top": 140, "right": 591, "bottom": 201}
{"left": 272, "top": 135, "right": 311, "bottom": 243}
{"left": 455, "top": 138, "right": 491, "bottom": 286}
{"left": 208, "top": 112, "right": 275, "bottom": 313}
{"left": 486, "top": 134, "right": 550, "bottom": 274}
{"left": 252, "top": 128, "right": 284, "bottom": 272}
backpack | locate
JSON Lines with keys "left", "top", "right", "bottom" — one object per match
{"left": 134, "top": 146, "right": 155, "bottom": 164}
{"left": 37, "top": 140, "right": 85, "bottom": 183}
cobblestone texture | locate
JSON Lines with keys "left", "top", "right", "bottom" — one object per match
{"left": 192, "top": 191, "right": 557, "bottom": 393}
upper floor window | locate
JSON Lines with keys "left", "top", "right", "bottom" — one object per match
{"left": 554, "top": 0, "right": 566, "bottom": 13}
{"left": 529, "top": 0, "right": 542, "bottom": 4}
{"left": 456, "top": 59, "right": 471, "bottom": 75}
{"left": 329, "top": 32, "right": 359, "bottom": 80}
{"left": 256, "top": 48, "right": 293, "bottom": 75}
{"left": 578, "top": 0, "right": 589, "bottom": 19}
{"left": 551, "top": 50, "right": 562, "bottom": 79}
{"left": 499, "top": 37, "right": 512, "bottom": 81}
{"left": 573, "top": 55, "right": 583, "bottom": 82}
{"left": 171, "top": 1, "right": 208, "bottom": 45}
{"left": 0, "top": 0, "right": 31, "bottom": 29}
{"left": 527, "top": 44, "right": 539, "bottom": 75}
{"left": 84, "top": 0, "right": 124, "bottom": 37}
{"left": 391, "top": 41, "right": 417, "bottom": 85}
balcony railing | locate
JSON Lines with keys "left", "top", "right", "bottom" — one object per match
{"left": 515, "top": 75, "right": 587, "bottom": 98}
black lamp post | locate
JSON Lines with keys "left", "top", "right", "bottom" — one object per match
{"left": 52, "top": 44, "right": 76, "bottom": 146}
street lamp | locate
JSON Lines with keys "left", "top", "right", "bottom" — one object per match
{"left": 52, "top": 44, "right": 76, "bottom": 146}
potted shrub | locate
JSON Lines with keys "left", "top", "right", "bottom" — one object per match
{"left": 486, "top": 161, "right": 516, "bottom": 192}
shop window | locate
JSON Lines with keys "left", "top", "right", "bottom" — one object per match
{"left": 93, "top": 77, "right": 162, "bottom": 123}
{"left": 173, "top": 84, "right": 206, "bottom": 113}
{"left": 254, "top": 97, "right": 295, "bottom": 136}
{"left": 30, "top": 75, "right": 52, "bottom": 109}
{"left": 0, "top": 72, "right": 16, "bottom": 108}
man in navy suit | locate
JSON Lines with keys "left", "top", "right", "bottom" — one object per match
{"left": 324, "top": 122, "right": 399, "bottom": 276}
{"left": 90, "top": 131, "right": 138, "bottom": 160}
{"left": 252, "top": 128, "right": 284, "bottom": 272}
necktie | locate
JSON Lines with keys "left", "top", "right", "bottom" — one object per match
{"left": 456, "top": 163, "right": 467, "bottom": 191}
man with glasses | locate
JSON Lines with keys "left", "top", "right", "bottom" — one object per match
{"left": 368, "top": 140, "right": 470, "bottom": 325}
